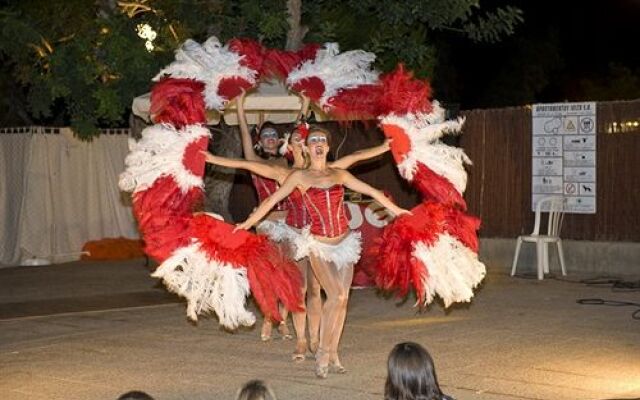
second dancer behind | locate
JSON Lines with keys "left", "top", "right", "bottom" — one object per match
{"left": 235, "top": 126, "right": 409, "bottom": 378}
{"left": 235, "top": 89, "right": 291, "bottom": 340}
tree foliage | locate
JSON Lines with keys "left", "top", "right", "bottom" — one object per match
{"left": 303, "top": 0, "right": 523, "bottom": 77}
{"left": 0, "top": 0, "right": 522, "bottom": 138}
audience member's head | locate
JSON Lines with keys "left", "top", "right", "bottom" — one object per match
{"left": 385, "top": 342, "right": 448, "bottom": 400}
{"left": 236, "top": 380, "right": 277, "bottom": 400}
{"left": 117, "top": 391, "right": 155, "bottom": 400}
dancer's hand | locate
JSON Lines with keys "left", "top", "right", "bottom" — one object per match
{"left": 234, "top": 221, "right": 252, "bottom": 232}
{"left": 200, "top": 150, "right": 215, "bottom": 164}
{"left": 382, "top": 138, "right": 392, "bottom": 150}
{"left": 390, "top": 206, "right": 412, "bottom": 218}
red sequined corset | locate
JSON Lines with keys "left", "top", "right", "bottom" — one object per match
{"left": 302, "top": 185, "right": 349, "bottom": 238}
{"left": 251, "top": 174, "right": 288, "bottom": 211}
{"left": 285, "top": 189, "right": 309, "bottom": 229}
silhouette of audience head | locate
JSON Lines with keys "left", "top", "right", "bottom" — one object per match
{"left": 236, "top": 379, "right": 277, "bottom": 400}
{"left": 117, "top": 391, "right": 155, "bottom": 400}
{"left": 385, "top": 342, "right": 450, "bottom": 400}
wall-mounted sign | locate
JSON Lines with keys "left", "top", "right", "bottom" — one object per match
{"left": 532, "top": 102, "right": 596, "bottom": 213}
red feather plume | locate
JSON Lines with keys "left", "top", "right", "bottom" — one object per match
{"left": 227, "top": 38, "right": 266, "bottom": 77}
{"left": 189, "top": 215, "right": 303, "bottom": 322}
{"left": 150, "top": 78, "right": 207, "bottom": 129}
{"left": 412, "top": 163, "right": 468, "bottom": 211}
{"left": 291, "top": 77, "right": 326, "bottom": 102}
{"left": 264, "top": 43, "right": 322, "bottom": 79}
{"left": 374, "top": 201, "right": 480, "bottom": 304}
{"left": 132, "top": 176, "right": 203, "bottom": 262}
{"left": 325, "top": 84, "right": 384, "bottom": 120}
{"left": 379, "top": 65, "right": 433, "bottom": 116}
{"left": 218, "top": 76, "right": 254, "bottom": 102}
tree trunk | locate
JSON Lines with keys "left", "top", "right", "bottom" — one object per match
{"left": 285, "top": 0, "right": 308, "bottom": 51}
{"left": 204, "top": 124, "right": 242, "bottom": 221}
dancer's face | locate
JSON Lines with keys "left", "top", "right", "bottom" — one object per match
{"left": 306, "top": 131, "right": 329, "bottom": 160}
{"left": 259, "top": 128, "right": 279, "bottom": 153}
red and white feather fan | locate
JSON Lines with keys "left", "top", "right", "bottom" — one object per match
{"left": 120, "top": 78, "right": 301, "bottom": 329}
{"left": 286, "top": 43, "right": 379, "bottom": 111}
{"left": 153, "top": 37, "right": 265, "bottom": 110}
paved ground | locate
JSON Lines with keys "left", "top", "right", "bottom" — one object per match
{"left": 1, "top": 259, "right": 639, "bottom": 400}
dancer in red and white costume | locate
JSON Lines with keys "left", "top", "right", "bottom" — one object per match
{"left": 205, "top": 94, "right": 391, "bottom": 361}
{"left": 236, "top": 127, "right": 409, "bottom": 378}
{"left": 233, "top": 89, "right": 294, "bottom": 340}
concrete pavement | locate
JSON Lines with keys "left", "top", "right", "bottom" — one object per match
{"left": 1, "top": 259, "right": 639, "bottom": 400}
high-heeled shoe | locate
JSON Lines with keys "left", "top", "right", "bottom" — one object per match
{"left": 315, "top": 348, "right": 330, "bottom": 379}
{"left": 292, "top": 340, "right": 307, "bottom": 362}
{"left": 329, "top": 359, "right": 347, "bottom": 374}
{"left": 260, "top": 320, "right": 272, "bottom": 341}
{"left": 315, "top": 364, "right": 329, "bottom": 379}
{"left": 277, "top": 322, "right": 293, "bottom": 340}
{"left": 329, "top": 352, "right": 346, "bottom": 374}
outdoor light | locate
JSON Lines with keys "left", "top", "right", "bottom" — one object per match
{"left": 136, "top": 23, "right": 157, "bottom": 52}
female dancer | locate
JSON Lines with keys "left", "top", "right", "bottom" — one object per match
{"left": 215, "top": 92, "right": 390, "bottom": 348}
{"left": 205, "top": 104, "right": 390, "bottom": 360}
{"left": 235, "top": 89, "right": 293, "bottom": 340}
{"left": 235, "top": 126, "right": 409, "bottom": 378}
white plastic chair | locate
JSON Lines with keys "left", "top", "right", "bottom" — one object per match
{"left": 511, "top": 196, "right": 567, "bottom": 280}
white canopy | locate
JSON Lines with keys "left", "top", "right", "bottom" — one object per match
{"left": 131, "top": 80, "right": 330, "bottom": 125}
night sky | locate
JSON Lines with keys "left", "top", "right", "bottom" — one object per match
{"left": 438, "top": 0, "right": 640, "bottom": 109}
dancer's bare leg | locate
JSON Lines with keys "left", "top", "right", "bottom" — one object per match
{"left": 278, "top": 305, "right": 292, "bottom": 339}
{"left": 261, "top": 301, "right": 292, "bottom": 341}
{"left": 291, "top": 257, "right": 310, "bottom": 360}
{"left": 326, "top": 263, "right": 353, "bottom": 373}
{"left": 306, "top": 262, "right": 322, "bottom": 353}
{"left": 308, "top": 252, "right": 353, "bottom": 377}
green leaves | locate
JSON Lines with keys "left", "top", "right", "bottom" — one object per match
{"left": 462, "top": 6, "right": 524, "bottom": 43}
{"left": 303, "top": 0, "right": 522, "bottom": 79}
{"left": 0, "top": 0, "right": 523, "bottom": 138}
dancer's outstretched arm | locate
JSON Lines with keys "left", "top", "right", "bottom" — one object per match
{"left": 339, "top": 170, "right": 410, "bottom": 217}
{"left": 235, "top": 171, "right": 302, "bottom": 230}
{"left": 330, "top": 138, "right": 391, "bottom": 170}
{"left": 202, "top": 151, "right": 288, "bottom": 181}
{"left": 236, "top": 90, "right": 260, "bottom": 161}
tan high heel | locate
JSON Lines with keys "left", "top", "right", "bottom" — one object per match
{"left": 278, "top": 321, "right": 293, "bottom": 340}
{"left": 329, "top": 354, "right": 346, "bottom": 374}
{"left": 260, "top": 319, "right": 272, "bottom": 341}
{"left": 315, "top": 348, "right": 330, "bottom": 379}
{"left": 292, "top": 340, "right": 307, "bottom": 362}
